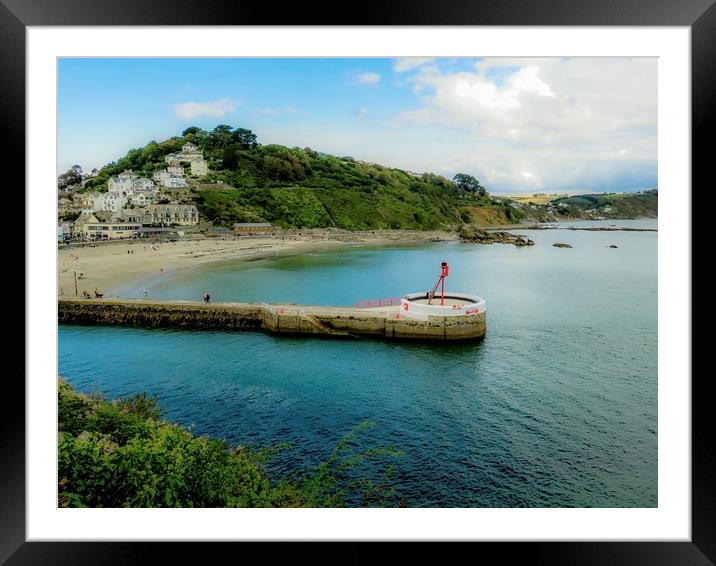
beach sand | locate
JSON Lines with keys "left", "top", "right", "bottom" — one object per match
{"left": 57, "top": 231, "right": 454, "bottom": 298}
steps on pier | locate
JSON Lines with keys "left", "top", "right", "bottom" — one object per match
{"left": 302, "top": 313, "right": 350, "bottom": 336}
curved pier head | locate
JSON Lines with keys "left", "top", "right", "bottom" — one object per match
{"left": 401, "top": 292, "right": 486, "bottom": 317}
{"left": 395, "top": 292, "right": 487, "bottom": 340}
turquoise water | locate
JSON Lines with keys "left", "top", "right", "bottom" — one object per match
{"left": 58, "top": 220, "right": 657, "bottom": 507}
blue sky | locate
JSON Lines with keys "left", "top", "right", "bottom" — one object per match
{"left": 58, "top": 57, "right": 657, "bottom": 193}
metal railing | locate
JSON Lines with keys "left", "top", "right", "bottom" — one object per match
{"left": 354, "top": 297, "right": 402, "bottom": 309}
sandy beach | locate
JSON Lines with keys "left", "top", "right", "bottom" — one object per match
{"left": 57, "top": 230, "right": 455, "bottom": 298}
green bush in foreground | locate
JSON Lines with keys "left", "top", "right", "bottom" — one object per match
{"left": 58, "top": 378, "right": 402, "bottom": 508}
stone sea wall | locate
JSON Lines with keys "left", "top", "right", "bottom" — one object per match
{"left": 58, "top": 299, "right": 486, "bottom": 341}
{"left": 58, "top": 300, "right": 264, "bottom": 331}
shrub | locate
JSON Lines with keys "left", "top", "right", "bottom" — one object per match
{"left": 58, "top": 378, "right": 402, "bottom": 508}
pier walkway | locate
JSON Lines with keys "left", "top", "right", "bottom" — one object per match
{"left": 58, "top": 298, "right": 487, "bottom": 341}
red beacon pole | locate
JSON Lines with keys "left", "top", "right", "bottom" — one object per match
{"left": 428, "top": 260, "right": 449, "bottom": 305}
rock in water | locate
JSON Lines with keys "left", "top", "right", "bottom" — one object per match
{"left": 553, "top": 242, "right": 573, "bottom": 248}
{"left": 457, "top": 224, "right": 535, "bottom": 247}
{"left": 608, "top": 244, "right": 618, "bottom": 248}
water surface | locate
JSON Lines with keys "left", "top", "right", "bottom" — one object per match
{"left": 59, "top": 220, "right": 657, "bottom": 507}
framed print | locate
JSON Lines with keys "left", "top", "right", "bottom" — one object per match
{"left": 7, "top": 0, "right": 712, "bottom": 563}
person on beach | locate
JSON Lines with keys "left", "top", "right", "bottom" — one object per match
{"left": 203, "top": 292, "right": 211, "bottom": 304}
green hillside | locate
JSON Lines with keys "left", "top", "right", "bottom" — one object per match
{"left": 552, "top": 190, "right": 658, "bottom": 219}
{"left": 71, "top": 125, "right": 655, "bottom": 228}
{"left": 79, "top": 125, "right": 522, "bottom": 229}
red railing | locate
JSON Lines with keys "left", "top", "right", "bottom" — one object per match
{"left": 354, "top": 297, "right": 402, "bottom": 309}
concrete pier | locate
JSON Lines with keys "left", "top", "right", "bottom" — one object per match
{"left": 58, "top": 298, "right": 487, "bottom": 341}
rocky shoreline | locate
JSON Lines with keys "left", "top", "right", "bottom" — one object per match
{"left": 485, "top": 224, "right": 656, "bottom": 232}
{"left": 457, "top": 224, "right": 534, "bottom": 246}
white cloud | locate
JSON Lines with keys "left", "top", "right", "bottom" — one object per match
{"left": 392, "top": 57, "right": 656, "bottom": 191}
{"left": 393, "top": 58, "right": 435, "bottom": 72}
{"left": 349, "top": 71, "right": 381, "bottom": 85}
{"left": 352, "top": 107, "right": 368, "bottom": 118}
{"left": 509, "top": 66, "right": 554, "bottom": 98}
{"left": 173, "top": 98, "right": 238, "bottom": 120}
{"left": 454, "top": 78, "right": 521, "bottom": 111}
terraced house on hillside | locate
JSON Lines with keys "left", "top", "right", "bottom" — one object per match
{"left": 108, "top": 170, "right": 156, "bottom": 195}
{"left": 144, "top": 204, "right": 199, "bottom": 226}
{"left": 164, "top": 142, "right": 210, "bottom": 177}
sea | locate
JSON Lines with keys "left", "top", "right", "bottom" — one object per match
{"left": 58, "top": 219, "right": 658, "bottom": 507}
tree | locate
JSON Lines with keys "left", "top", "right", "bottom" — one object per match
{"left": 160, "top": 137, "right": 184, "bottom": 154}
{"left": 139, "top": 141, "right": 161, "bottom": 165}
{"left": 182, "top": 127, "right": 208, "bottom": 147}
{"left": 453, "top": 173, "right": 487, "bottom": 196}
{"left": 182, "top": 126, "right": 204, "bottom": 137}
{"left": 232, "top": 128, "right": 258, "bottom": 149}
{"left": 222, "top": 146, "right": 240, "bottom": 170}
{"left": 263, "top": 155, "right": 285, "bottom": 181}
{"left": 58, "top": 165, "right": 83, "bottom": 189}
{"left": 210, "top": 125, "right": 234, "bottom": 149}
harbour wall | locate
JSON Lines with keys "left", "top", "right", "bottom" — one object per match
{"left": 58, "top": 298, "right": 487, "bottom": 341}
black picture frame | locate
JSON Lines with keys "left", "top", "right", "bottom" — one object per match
{"left": 6, "top": 0, "right": 710, "bottom": 563}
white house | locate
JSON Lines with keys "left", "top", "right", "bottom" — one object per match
{"left": 82, "top": 222, "right": 142, "bottom": 240}
{"left": 162, "top": 177, "right": 188, "bottom": 188}
{"left": 129, "top": 191, "right": 156, "bottom": 206}
{"left": 73, "top": 192, "right": 96, "bottom": 212}
{"left": 80, "top": 191, "right": 126, "bottom": 213}
{"left": 100, "top": 192, "right": 128, "bottom": 213}
{"left": 108, "top": 176, "right": 134, "bottom": 194}
{"left": 85, "top": 192, "right": 104, "bottom": 212}
{"left": 153, "top": 170, "right": 171, "bottom": 183}
{"left": 133, "top": 177, "right": 155, "bottom": 192}
{"left": 113, "top": 207, "right": 147, "bottom": 224}
{"left": 107, "top": 170, "right": 138, "bottom": 193}
{"left": 145, "top": 204, "right": 199, "bottom": 226}
{"left": 73, "top": 212, "right": 100, "bottom": 237}
{"left": 163, "top": 144, "right": 210, "bottom": 178}
{"left": 167, "top": 164, "right": 184, "bottom": 177}
{"left": 190, "top": 160, "right": 208, "bottom": 176}
{"left": 108, "top": 170, "right": 156, "bottom": 196}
